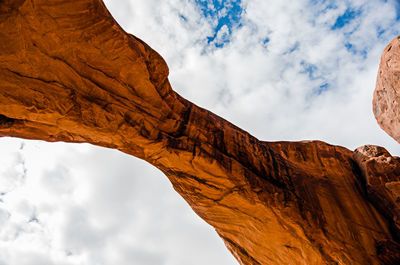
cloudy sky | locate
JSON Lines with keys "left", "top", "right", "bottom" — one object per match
{"left": 1, "top": 0, "right": 400, "bottom": 264}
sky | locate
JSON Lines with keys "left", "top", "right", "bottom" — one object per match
{"left": 0, "top": 0, "right": 400, "bottom": 264}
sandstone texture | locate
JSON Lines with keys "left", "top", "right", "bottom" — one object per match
{"left": 1, "top": 1, "right": 400, "bottom": 264}
{"left": 374, "top": 36, "right": 400, "bottom": 143}
{"left": 354, "top": 145, "right": 400, "bottom": 240}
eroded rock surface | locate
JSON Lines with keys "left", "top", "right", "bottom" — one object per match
{"left": 1, "top": 1, "right": 400, "bottom": 264}
{"left": 354, "top": 145, "right": 400, "bottom": 239}
{"left": 374, "top": 36, "right": 400, "bottom": 143}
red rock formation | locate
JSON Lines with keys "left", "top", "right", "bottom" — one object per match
{"left": 354, "top": 145, "right": 400, "bottom": 240}
{"left": 374, "top": 36, "right": 400, "bottom": 143}
{"left": 1, "top": 1, "right": 400, "bottom": 264}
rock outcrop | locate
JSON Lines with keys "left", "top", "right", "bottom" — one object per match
{"left": 374, "top": 36, "right": 400, "bottom": 143}
{"left": 354, "top": 146, "right": 400, "bottom": 243}
{"left": 1, "top": 1, "right": 400, "bottom": 264}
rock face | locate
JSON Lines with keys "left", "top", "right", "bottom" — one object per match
{"left": 1, "top": 1, "right": 400, "bottom": 264}
{"left": 354, "top": 146, "right": 400, "bottom": 245}
{"left": 374, "top": 36, "right": 400, "bottom": 143}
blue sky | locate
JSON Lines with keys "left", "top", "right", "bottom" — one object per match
{"left": 195, "top": 0, "right": 243, "bottom": 46}
{"left": 197, "top": 0, "right": 399, "bottom": 59}
{"left": 331, "top": 8, "right": 362, "bottom": 30}
{"left": 189, "top": 0, "right": 399, "bottom": 100}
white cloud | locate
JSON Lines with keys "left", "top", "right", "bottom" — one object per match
{"left": 214, "top": 24, "right": 230, "bottom": 45}
{"left": 1, "top": 0, "right": 400, "bottom": 264}
{"left": 0, "top": 139, "right": 236, "bottom": 265}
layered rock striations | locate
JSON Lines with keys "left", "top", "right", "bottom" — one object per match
{"left": 1, "top": 1, "right": 400, "bottom": 264}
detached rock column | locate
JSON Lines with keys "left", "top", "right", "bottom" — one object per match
{"left": 374, "top": 36, "right": 400, "bottom": 143}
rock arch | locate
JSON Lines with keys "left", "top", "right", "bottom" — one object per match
{"left": 0, "top": 1, "right": 399, "bottom": 264}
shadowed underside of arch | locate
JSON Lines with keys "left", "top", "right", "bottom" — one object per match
{"left": 1, "top": 1, "right": 400, "bottom": 264}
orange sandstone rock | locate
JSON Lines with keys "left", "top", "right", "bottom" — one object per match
{"left": 0, "top": 1, "right": 399, "bottom": 264}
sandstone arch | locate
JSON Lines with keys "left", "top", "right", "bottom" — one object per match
{"left": 1, "top": 1, "right": 400, "bottom": 264}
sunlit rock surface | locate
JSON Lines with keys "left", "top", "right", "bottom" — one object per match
{"left": 1, "top": 1, "right": 400, "bottom": 264}
{"left": 374, "top": 36, "right": 400, "bottom": 143}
